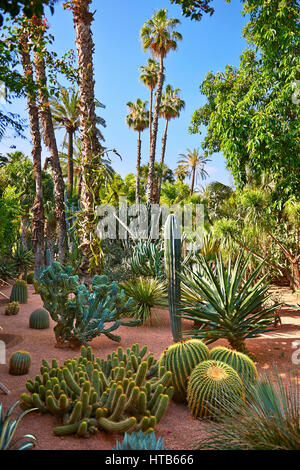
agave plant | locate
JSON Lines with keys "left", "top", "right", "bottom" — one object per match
{"left": 121, "top": 277, "right": 168, "bottom": 325}
{"left": 0, "top": 261, "right": 17, "bottom": 281}
{"left": 11, "top": 247, "right": 35, "bottom": 278}
{"left": 196, "top": 370, "right": 300, "bottom": 450}
{"left": 180, "top": 253, "right": 280, "bottom": 354}
{"left": 0, "top": 401, "right": 37, "bottom": 450}
{"left": 113, "top": 430, "right": 166, "bottom": 450}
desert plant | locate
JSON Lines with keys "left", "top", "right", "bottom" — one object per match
{"left": 159, "top": 339, "right": 209, "bottom": 401}
{"left": 39, "top": 261, "right": 140, "bottom": 348}
{"left": 210, "top": 346, "right": 258, "bottom": 387}
{"left": 121, "top": 277, "right": 167, "bottom": 325}
{"left": 164, "top": 213, "right": 182, "bottom": 341}
{"left": 196, "top": 370, "right": 300, "bottom": 450}
{"left": 9, "top": 280, "right": 28, "bottom": 304}
{"left": 0, "top": 401, "right": 37, "bottom": 450}
{"left": 29, "top": 309, "right": 50, "bottom": 330}
{"left": 113, "top": 430, "right": 165, "bottom": 450}
{"left": 0, "top": 261, "right": 16, "bottom": 281}
{"left": 181, "top": 253, "right": 280, "bottom": 354}
{"left": 5, "top": 301, "right": 20, "bottom": 316}
{"left": 130, "top": 241, "right": 164, "bottom": 279}
{"left": 187, "top": 360, "right": 244, "bottom": 419}
{"left": 11, "top": 247, "right": 35, "bottom": 278}
{"left": 20, "top": 344, "right": 173, "bottom": 437}
{"left": 25, "top": 272, "right": 35, "bottom": 284}
{"left": 9, "top": 351, "right": 32, "bottom": 376}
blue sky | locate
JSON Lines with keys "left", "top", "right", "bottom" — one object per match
{"left": 0, "top": 0, "right": 249, "bottom": 189}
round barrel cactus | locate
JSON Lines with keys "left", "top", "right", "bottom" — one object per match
{"left": 187, "top": 360, "right": 244, "bottom": 419}
{"left": 9, "top": 351, "right": 32, "bottom": 376}
{"left": 5, "top": 301, "right": 20, "bottom": 316}
{"left": 159, "top": 339, "right": 209, "bottom": 402}
{"left": 10, "top": 280, "right": 28, "bottom": 304}
{"left": 29, "top": 308, "right": 50, "bottom": 330}
{"left": 210, "top": 346, "right": 258, "bottom": 386}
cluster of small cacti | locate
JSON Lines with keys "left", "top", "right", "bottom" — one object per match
{"left": 20, "top": 344, "right": 173, "bottom": 437}
{"left": 10, "top": 280, "right": 28, "bottom": 304}
{"left": 29, "top": 309, "right": 50, "bottom": 330}
{"left": 9, "top": 351, "right": 32, "bottom": 376}
{"left": 113, "top": 430, "right": 166, "bottom": 450}
{"left": 5, "top": 301, "right": 20, "bottom": 316}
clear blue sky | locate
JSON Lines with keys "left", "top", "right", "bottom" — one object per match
{"left": 0, "top": 0, "right": 249, "bottom": 189}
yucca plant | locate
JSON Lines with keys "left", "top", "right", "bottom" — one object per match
{"left": 196, "top": 370, "right": 300, "bottom": 450}
{"left": 0, "top": 401, "right": 37, "bottom": 450}
{"left": 11, "top": 247, "right": 35, "bottom": 278}
{"left": 121, "top": 277, "right": 167, "bottom": 325}
{"left": 0, "top": 261, "right": 17, "bottom": 281}
{"left": 180, "top": 253, "right": 281, "bottom": 354}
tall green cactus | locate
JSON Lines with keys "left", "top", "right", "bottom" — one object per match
{"left": 164, "top": 214, "right": 182, "bottom": 342}
{"left": 10, "top": 280, "right": 28, "bottom": 304}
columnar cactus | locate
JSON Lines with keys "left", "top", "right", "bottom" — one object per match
{"left": 159, "top": 339, "right": 210, "bottom": 402}
{"left": 5, "top": 302, "right": 20, "bottom": 316}
{"left": 164, "top": 214, "right": 182, "bottom": 342}
{"left": 187, "top": 360, "right": 244, "bottom": 418}
{"left": 20, "top": 344, "right": 173, "bottom": 437}
{"left": 209, "top": 346, "right": 258, "bottom": 386}
{"left": 10, "top": 280, "right": 28, "bottom": 304}
{"left": 113, "top": 430, "right": 166, "bottom": 450}
{"left": 9, "top": 351, "right": 32, "bottom": 376}
{"left": 29, "top": 309, "right": 50, "bottom": 330}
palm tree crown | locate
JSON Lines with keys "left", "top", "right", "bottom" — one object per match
{"left": 139, "top": 58, "right": 159, "bottom": 91}
{"left": 160, "top": 84, "right": 185, "bottom": 121}
{"left": 126, "top": 99, "right": 149, "bottom": 133}
{"left": 177, "top": 148, "right": 211, "bottom": 195}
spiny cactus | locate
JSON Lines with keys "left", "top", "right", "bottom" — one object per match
{"left": 5, "top": 301, "right": 20, "bottom": 316}
{"left": 164, "top": 214, "right": 182, "bottom": 342}
{"left": 39, "top": 261, "right": 139, "bottom": 348}
{"left": 9, "top": 351, "right": 31, "bottom": 376}
{"left": 159, "top": 339, "right": 210, "bottom": 402}
{"left": 29, "top": 309, "right": 50, "bottom": 330}
{"left": 113, "top": 430, "right": 166, "bottom": 450}
{"left": 209, "top": 346, "right": 258, "bottom": 387}
{"left": 20, "top": 344, "right": 173, "bottom": 437}
{"left": 187, "top": 360, "right": 244, "bottom": 419}
{"left": 10, "top": 280, "right": 28, "bottom": 304}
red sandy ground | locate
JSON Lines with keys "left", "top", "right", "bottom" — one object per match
{"left": 0, "top": 284, "right": 299, "bottom": 450}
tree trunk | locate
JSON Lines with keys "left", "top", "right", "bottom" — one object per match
{"left": 156, "top": 119, "right": 169, "bottom": 203}
{"left": 19, "top": 30, "right": 45, "bottom": 280}
{"left": 190, "top": 167, "right": 196, "bottom": 196}
{"left": 292, "top": 259, "right": 300, "bottom": 290}
{"left": 136, "top": 132, "right": 142, "bottom": 204}
{"left": 147, "top": 55, "right": 164, "bottom": 204}
{"left": 67, "top": 129, "right": 74, "bottom": 201}
{"left": 149, "top": 88, "right": 153, "bottom": 153}
{"left": 72, "top": 0, "right": 104, "bottom": 274}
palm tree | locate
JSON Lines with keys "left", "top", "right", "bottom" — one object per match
{"left": 177, "top": 149, "right": 211, "bottom": 195}
{"left": 140, "top": 8, "right": 182, "bottom": 204}
{"left": 156, "top": 84, "right": 185, "bottom": 203}
{"left": 126, "top": 99, "right": 149, "bottom": 203}
{"left": 175, "top": 164, "right": 188, "bottom": 182}
{"left": 139, "top": 58, "right": 159, "bottom": 152}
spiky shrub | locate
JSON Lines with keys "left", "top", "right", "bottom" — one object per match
{"left": 131, "top": 241, "right": 164, "bottom": 279}
{"left": 9, "top": 351, "right": 32, "bottom": 376}
{"left": 10, "top": 280, "right": 28, "bottom": 304}
{"left": 0, "top": 401, "right": 36, "bottom": 450}
{"left": 121, "top": 277, "right": 167, "bottom": 325}
{"left": 210, "top": 346, "right": 258, "bottom": 387}
{"left": 39, "top": 261, "right": 140, "bottom": 348}
{"left": 196, "top": 370, "right": 300, "bottom": 450}
{"left": 164, "top": 214, "right": 182, "bottom": 342}
{"left": 11, "top": 247, "right": 34, "bottom": 278}
{"left": 0, "top": 262, "right": 17, "bottom": 281}
{"left": 20, "top": 344, "right": 173, "bottom": 437}
{"left": 29, "top": 309, "right": 50, "bottom": 330}
{"left": 113, "top": 430, "right": 165, "bottom": 450}
{"left": 187, "top": 360, "right": 244, "bottom": 419}
{"left": 159, "top": 339, "right": 210, "bottom": 402}
{"left": 180, "top": 253, "right": 280, "bottom": 354}
{"left": 5, "top": 301, "right": 20, "bottom": 316}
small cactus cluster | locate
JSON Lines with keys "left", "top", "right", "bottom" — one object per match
{"left": 10, "top": 280, "right": 28, "bottom": 304}
{"left": 29, "top": 309, "right": 50, "bottom": 330}
{"left": 113, "top": 430, "right": 165, "bottom": 450}
{"left": 210, "top": 346, "right": 258, "bottom": 386}
{"left": 20, "top": 344, "right": 173, "bottom": 437}
{"left": 9, "top": 351, "right": 32, "bottom": 376}
{"left": 5, "top": 301, "right": 20, "bottom": 316}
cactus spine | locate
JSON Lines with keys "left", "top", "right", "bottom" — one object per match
{"left": 210, "top": 346, "right": 258, "bottom": 386}
{"left": 187, "top": 360, "right": 244, "bottom": 418}
{"left": 10, "top": 280, "right": 28, "bottom": 304}
{"left": 5, "top": 301, "right": 20, "bottom": 316}
{"left": 164, "top": 214, "right": 182, "bottom": 342}
{"left": 9, "top": 351, "right": 32, "bottom": 375}
{"left": 159, "top": 339, "right": 210, "bottom": 402}
{"left": 29, "top": 309, "right": 50, "bottom": 330}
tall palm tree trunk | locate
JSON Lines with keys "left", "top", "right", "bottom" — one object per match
{"left": 156, "top": 119, "right": 169, "bottom": 203}
{"left": 72, "top": 0, "right": 103, "bottom": 274}
{"left": 19, "top": 31, "right": 45, "bottom": 279}
{"left": 136, "top": 132, "right": 142, "bottom": 204}
{"left": 147, "top": 55, "right": 164, "bottom": 204}
{"left": 67, "top": 129, "right": 74, "bottom": 201}
{"left": 190, "top": 167, "right": 196, "bottom": 195}
{"left": 149, "top": 88, "right": 153, "bottom": 152}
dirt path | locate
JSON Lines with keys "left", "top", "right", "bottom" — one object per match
{"left": 0, "top": 284, "right": 299, "bottom": 450}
